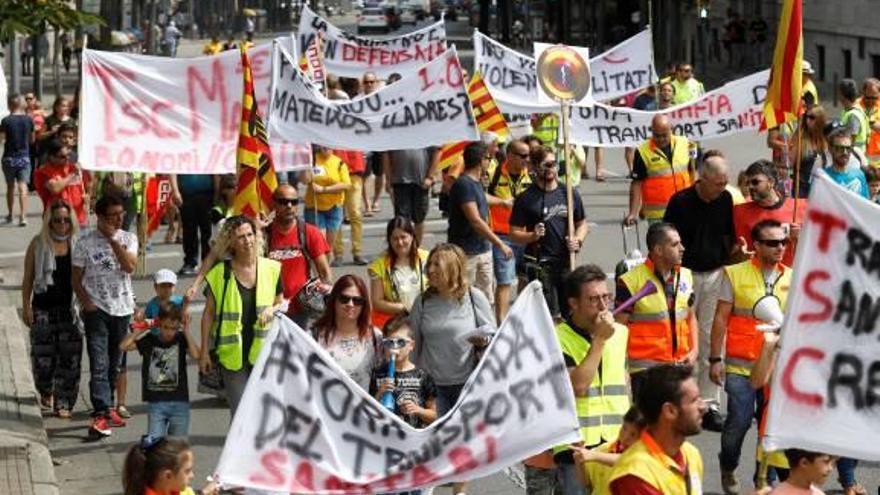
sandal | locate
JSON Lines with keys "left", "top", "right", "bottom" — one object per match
{"left": 116, "top": 405, "right": 132, "bottom": 419}
{"left": 56, "top": 408, "right": 72, "bottom": 419}
{"left": 844, "top": 484, "right": 868, "bottom": 495}
{"left": 596, "top": 169, "right": 607, "bottom": 182}
{"left": 40, "top": 395, "right": 53, "bottom": 412}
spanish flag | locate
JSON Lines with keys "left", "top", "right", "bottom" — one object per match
{"left": 761, "top": 0, "right": 802, "bottom": 130}
{"left": 232, "top": 46, "right": 278, "bottom": 218}
{"left": 437, "top": 72, "right": 510, "bottom": 170}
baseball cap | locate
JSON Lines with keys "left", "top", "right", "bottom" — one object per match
{"left": 153, "top": 269, "right": 178, "bottom": 286}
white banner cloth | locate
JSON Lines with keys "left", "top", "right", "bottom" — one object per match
{"left": 80, "top": 39, "right": 311, "bottom": 174}
{"left": 214, "top": 281, "right": 580, "bottom": 493}
{"left": 298, "top": 6, "right": 447, "bottom": 79}
{"left": 269, "top": 45, "right": 478, "bottom": 151}
{"left": 765, "top": 173, "right": 880, "bottom": 461}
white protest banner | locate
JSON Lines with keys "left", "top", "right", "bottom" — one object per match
{"left": 764, "top": 174, "right": 880, "bottom": 461}
{"left": 298, "top": 5, "right": 446, "bottom": 79}
{"left": 569, "top": 70, "right": 769, "bottom": 147}
{"left": 214, "top": 282, "right": 580, "bottom": 493}
{"left": 269, "top": 44, "right": 479, "bottom": 151}
{"left": 80, "top": 39, "right": 311, "bottom": 174}
{"left": 474, "top": 28, "right": 656, "bottom": 112}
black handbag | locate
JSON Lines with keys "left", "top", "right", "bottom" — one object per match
{"left": 198, "top": 262, "right": 230, "bottom": 396}
{"left": 293, "top": 221, "right": 327, "bottom": 319}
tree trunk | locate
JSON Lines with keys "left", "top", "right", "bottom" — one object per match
{"left": 32, "top": 34, "right": 43, "bottom": 100}
{"left": 53, "top": 29, "right": 62, "bottom": 97}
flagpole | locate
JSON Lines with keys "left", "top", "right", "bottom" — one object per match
{"left": 792, "top": 117, "right": 804, "bottom": 222}
{"left": 561, "top": 101, "right": 576, "bottom": 270}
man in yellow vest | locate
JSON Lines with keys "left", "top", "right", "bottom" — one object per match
{"left": 554, "top": 264, "right": 630, "bottom": 495}
{"left": 624, "top": 115, "right": 693, "bottom": 226}
{"left": 609, "top": 364, "right": 706, "bottom": 494}
{"left": 533, "top": 113, "right": 560, "bottom": 151}
{"left": 839, "top": 78, "right": 871, "bottom": 157}
{"left": 801, "top": 61, "right": 819, "bottom": 107}
{"left": 709, "top": 219, "right": 791, "bottom": 495}
{"left": 616, "top": 222, "right": 698, "bottom": 395}
{"left": 670, "top": 63, "right": 705, "bottom": 105}
{"left": 486, "top": 138, "right": 531, "bottom": 322}
{"left": 858, "top": 78, "right": 880, "bottom": 167}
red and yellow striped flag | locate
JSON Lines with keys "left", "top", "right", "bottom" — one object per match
{"left": 438, "top": 71, "right": 510, "bottom": 170}
{"left": 761, "top": 0, "right": 802, "bottom": 130}
{"left": 232, "top": 46, "right": 278, "bottom": 218}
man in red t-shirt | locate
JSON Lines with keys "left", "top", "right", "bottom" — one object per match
{"left": 733, "top": 160, "right": 806, "bottom": 267}
{"left": 34, "top": 138, "right": 88, "bottom": 226}
{"left": 266, "top": 184, "right": 333, "bottom": 327}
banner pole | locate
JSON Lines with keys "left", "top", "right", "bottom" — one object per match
{"left": 792, "top": 117, "right": 804, "bottom": 223}
{"left": 136, "top": 175, "right": 148, "bottom": 277}
{"left": 561, "top": 101, "right": 576, "bottom": 270}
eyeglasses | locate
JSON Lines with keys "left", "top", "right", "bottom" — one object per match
{"left": 513, "top": 152, "right": 529, "bottom": 159}
{"left": 363, "top": 80, "right": 377, "bottom": 85}
{"left": 274, "top": 197, "right": 300, "bottom": 206}
{"left": 382, "top": 337, "right": 411, "bottom": 349}
{"left": 757, "top": 238, "right": 788, "bottom": 248}
{"left": 338, "top": 295, "right": 366, "bottom": 306}
{"left": 748, "top": 178, "right": 765, "bottom": 186}
{"left": 51, "top": 217, "right": 72, "bottom": 224}
{"left": 831, "top": 144, "right": 852, "bottom": 153}
{"left": 539, "top": 161, "right": 557, "bottom": 169}
{"left": 588, "top": 294, "right": 613, "bottom": 305}
{"left": 805, "top": 114, "right": 816, "bottom": 120}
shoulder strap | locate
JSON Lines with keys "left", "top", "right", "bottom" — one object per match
{"left": 297, "top": 220, "right": 315, "bottom": 276}
{"left": 213, "top": 261, "right": 232, "bottom": 348}
{"left": 487, "top": 165, "right": 505, "bottom": 196}
{"left": 469, "top": 288, "right": 480, "bottom": 328}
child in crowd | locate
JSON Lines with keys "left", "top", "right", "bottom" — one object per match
{"left": 572, "top": 407, "right": 646, "bottom": 495}
{"left": 140, "top": 269, "right": 186, "bottom": 324}
{"left": 121, "top": 301, "right": 199, "bottom": 438}
{"left": 123, "top": 435, "right": 218, "bottom": 495}
{"left": 767, "top": 449, "right": 834, "bottom": 495}
{"left": 863, "top": 166, "right": 880, "bottom": 204}
{"left": 370, "top": 315, "right": 438, "bottom": 430}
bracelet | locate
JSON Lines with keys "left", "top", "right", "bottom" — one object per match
{"left": 708, "top": 356, "right": 723, "bottom": 364}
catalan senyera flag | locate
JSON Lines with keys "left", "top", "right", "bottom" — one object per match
{"left": 761, "top": 0, "right": 803, "bottom": 130}
{"left": 232, "top": 47, "right": 278, "bottom": 218}
{"left": 438, "top": 71, "right": 510, "bottom": 170}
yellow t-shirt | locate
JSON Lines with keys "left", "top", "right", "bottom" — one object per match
{"left": 202, "top": 41, "right": 223, "bottom": 55}
{"left": 305, "top": 153, "right": 351, "bottom": 211}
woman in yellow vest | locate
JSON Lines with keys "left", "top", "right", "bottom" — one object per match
{"left": 198, "top": 215, "right": 283, "bottom": 417}
{"left": 303, "top": 146, "right": 352, "bottom": 267}
{"left": 368, "top": 216, "right": 428, "bottom": 329}
{"left": 573, "top": 407, "right": 646, "bottom": 495}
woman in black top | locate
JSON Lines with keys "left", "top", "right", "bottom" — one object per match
{"left": 22, "top": 199, "right": 82, "bottom": 418}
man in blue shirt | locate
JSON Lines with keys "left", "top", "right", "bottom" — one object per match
{"left": 824, "top": 128, "right": 869, "bottom": 199}
{"left": 170, "top": 174, "right": 219, "bottom": 275}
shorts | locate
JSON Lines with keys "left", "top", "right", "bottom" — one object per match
{"left": 466, "top": 251, "right": 495, "bottom": 302}
{"left": 366, "top": 152, "right": 383, "bottom": 176}
{"left": 2, "top": 156, "right": 31, "bottom": 184}
{"left": 304, "top": 205, "right": 344, "bottom": 231}
{"left": 493, "top": 235, "right": 524, "bottom": 286}
{"left": 392, "top": 183, "right": 429, "bottom": 224}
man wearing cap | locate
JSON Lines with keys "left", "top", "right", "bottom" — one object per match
{"left": 801, "top": 61, "right": 819, "bottom": 107}
{"left": 142, "top": 269, "right": 185, "bottom": 322}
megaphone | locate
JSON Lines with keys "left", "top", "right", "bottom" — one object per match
{"left": 752, "top": 295, "right": 784, "bottom": 332}
{"left": 613, "top": 280, "right": 658, "bottom": 316}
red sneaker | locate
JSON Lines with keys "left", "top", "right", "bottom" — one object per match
{"left": 89, "top": 416, "right": 112, "bottom": 437}
{"left": 107, "top": 409, "right": 127, "bottom": 428}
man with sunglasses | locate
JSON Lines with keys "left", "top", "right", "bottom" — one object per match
{"left": 266, "top": 184, "right": 333, "bottom": 328}
{"left": 858, "top": 78, "right": 880, "bottom": 168}
{"left": 709, "top": 219, "right": 792, "bottom": 495}
{"left": 838, "top": 79, "right": 870, "bottom": 157}
{"left": 823, "top": 130, "right": 870, "bottom": 199}
{"left": 34, "top": 138, "right": 88, "bottom": 227}
{"left": 670, "top": 63, "right": 705, "bottom": 106}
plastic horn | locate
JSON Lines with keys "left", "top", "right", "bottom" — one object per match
{"left": 381, "top": 354, "right": 396, "bottom": 412}
{"left": 612, "top": 280, "right": 658, "bottom": 316}
{"left": 753, "top": 295, "right": 784, "bottom": 332}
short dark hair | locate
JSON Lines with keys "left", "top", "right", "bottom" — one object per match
{"left": 784, "top": 448, "right": 828, "bottom": 469}
{"left": 839, "top": 78, "right": 859, "bottom": 101}
{"left": 745, "top": 159, "right": 778, "bottom": 184}
{"left": 157, "top": 300, "right": 184, "bottom": 323}
{"left": 646, "top": 222, "right": 677, "bottom": 251}
{"left": 751, "top": 219, "right": 783, "bottom": 242}
{"left": 58, "top": 121, "right": 78, "bottom": 135}
{"left": 565, "top": 264, "right": 607, "bottom": 300}
{"left": 635, "top": 364, "right": 694, "bottom": 424}
{"left": 382, "top": 313, "right": 412, "bottom": 337}
{"left": 463, "top": 141, "right": 487, "bottom": 169}
{"left": 94, "top": 193, "right": 125, "bottom": 216}
{"left": 863, "top": 166, "right": 880, "bottom": 184}
{"left": 45, "top": 138, "right": 66, "bottom": 158}
{"left": 623, "top": 406, "right": 647, "bottom": 429}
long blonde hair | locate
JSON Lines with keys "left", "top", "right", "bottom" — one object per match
{"left": 38, "top": 199, "right": 78, "bottom": 251}
{"left": 208, "top": 214, "right": 264, "bottom": 263}
{"left": 425, "top": 243, "right": 468, "bottom": 301}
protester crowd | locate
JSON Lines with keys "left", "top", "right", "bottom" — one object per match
{"left": 6, "top": 27, "right": 880, "bottom": 493}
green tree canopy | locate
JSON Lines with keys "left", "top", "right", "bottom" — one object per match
{"left": 0, "top": 0, "right": 103, "bottom": 42}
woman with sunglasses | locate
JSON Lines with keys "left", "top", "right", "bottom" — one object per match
{"left": 368, "top": 216, "right": 429, "bottom": 330}
{"left": 313, "top": 274, "right": 381, "bottom": 391}
{"left": 21, "top": 199, "right": 82, "bottom": 418}
{"left": 199, "top": 215, "right": 283, "bottom": 417}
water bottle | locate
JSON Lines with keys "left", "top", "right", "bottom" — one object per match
{"left": 381, "top": 354, "right": 396, "bottom": 412}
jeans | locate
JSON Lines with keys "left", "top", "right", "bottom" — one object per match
{"left": 719, "top": 373, "right": 763, "bottom": 471}
{"left": 180, "top": 191, "right": 213, "bottom": 267}
{"left": 83, "top": 309, "right": 131, "bottom": 416}
{"left": 555, "top": 462, "right": 586, "bottom": 495}
{"left": 147, "top": 401, "right": 191, "bottom": 437}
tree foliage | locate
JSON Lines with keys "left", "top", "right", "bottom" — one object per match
{"left": 0, "top": 0, "right": 104, "bottom": 42}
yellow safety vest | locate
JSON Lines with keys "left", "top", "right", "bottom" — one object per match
{"left": 583, "top": 440, "right": 623, "bottom": 495}
{"left": 636, "top": 135, "right": 692, "bottom": 220}
{"left": 608, "top": 431, "right": 703, "bottom": 495}
{"left": 620, "top": 259, "right": 694, "bottom": 372}
{"left": 205, "top": 257, "right": 281, "bottom": 371}
{"left": 802, "top": 79, "right": 819, "bottom": 106}
{"left": 671, "top": 78, "right": 704, "bottom": 105}
{"left": 534, "top": 114, "right": 559, "bottom": 149}
{"left": 367, "top": 248, "right": 429, "bottom": 328}
{"left": 723, "top": 259, "right": 791, "bottom": 376}
{"left": 841, "top": 106, "right": 870, "bottom": 154}
{"left": 553, "top": 320, "right": 630, "bottom": 451}
{"left": 858, "top": 98, "right": 880, "bottom": 166}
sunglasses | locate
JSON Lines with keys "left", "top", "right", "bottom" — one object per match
{"left": 757, "top": 238, "right": 788, "bottom": 247}
{"left": 274, "top": 197, "right": 300, "bottom": 206}
{"left": 513, "top": 151, "right": 529, "bottom": 159}
{"left": 51, "top": 217, "right": 72, "bottom": 224}
{"left": 831, "top": 145, "right": 852, "bottom": 153}
{"left": 338, "top": 295, "right": 366, "bottom": 306}
{"left": 805, "top": 114, "right": 816, "bottom": 120}
{"left": 382, "top": 337, "right": 411, "bottom": 349}
{"left": 539, "top": 161, "right": 557, "bottom": 168}
{"left": 588, "top": 294, "right": 613, "bottom": 305}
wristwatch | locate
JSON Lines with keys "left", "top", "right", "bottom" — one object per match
{"left": 708, "top": 356, "right": 723, "bottom": 364}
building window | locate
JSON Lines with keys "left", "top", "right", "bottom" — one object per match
{"left": 873, "top": 55, "right": 880, "bottom": 80}
{"left": 843, "top": 49, "right": 852, "bottom": 78}
{"left": 817, "top": 44, "right": 825, "bottom": 81}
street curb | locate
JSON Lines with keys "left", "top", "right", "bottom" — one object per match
{"left": 0, "top": 287, "right": 60, "bottom": 494}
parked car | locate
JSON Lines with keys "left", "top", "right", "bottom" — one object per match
{"left": 357, "top": 7, "right": 390, "bottom": 33}
{"left": 400, "top": 5, "right": 418, "bottom": 24}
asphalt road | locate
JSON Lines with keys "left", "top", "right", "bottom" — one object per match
{"left": 1, "top": 15, "right": 877, "bottom": 495}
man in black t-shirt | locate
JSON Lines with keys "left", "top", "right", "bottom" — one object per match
{"left": 510, "top": 146, "right": 588, "bottom": 319}
{"left": 448, "top": 142, "right": 512, "bottom": 303}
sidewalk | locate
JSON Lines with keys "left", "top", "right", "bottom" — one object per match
{"left": 0, "top": 267, "right": 60, "bottom": 495}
